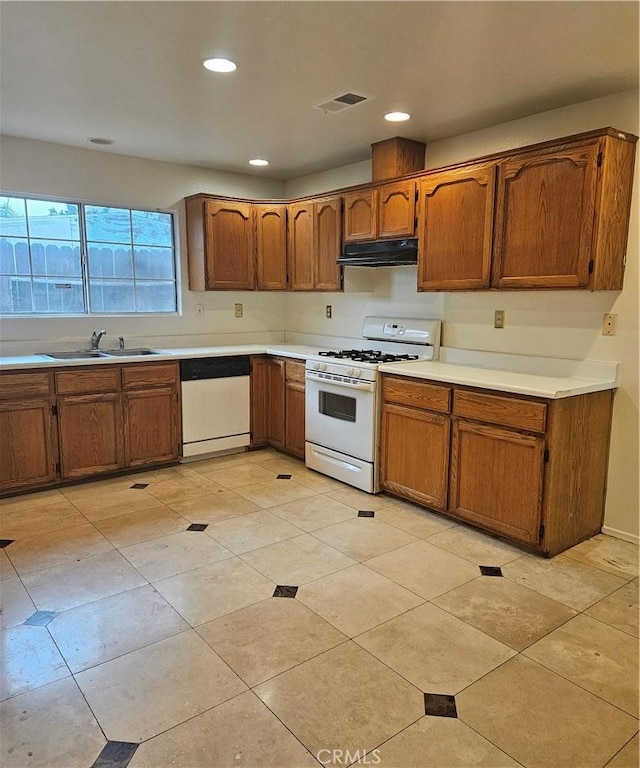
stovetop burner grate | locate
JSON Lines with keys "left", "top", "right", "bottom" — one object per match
{"left": 318, "top": 349, "right": 419, "bottom": 363}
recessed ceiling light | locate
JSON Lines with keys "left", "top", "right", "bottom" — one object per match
{"left": 203, "top": 58, "right": 237, "bottom": 73}
{"left": 384, "top": 111, "right": 411, "bottom": 122}
{"left": 87, "top": 137, "right": 116, "bottom": 145}
{"left": 249, "top": 158, "right": 269, "bottom": 167}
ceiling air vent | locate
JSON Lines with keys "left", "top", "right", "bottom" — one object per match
{"left": 313, "top": 92, "right": 369, "bottom": 113}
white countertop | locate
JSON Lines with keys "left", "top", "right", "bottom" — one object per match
{"left": 0, "top": 344, "right": 618, "bottom": 399}
{"left": 379, "top": 350, "right": 619, "bottom": 399}
{"left": 0, "top": 344, "right": 325, "bottom": 370}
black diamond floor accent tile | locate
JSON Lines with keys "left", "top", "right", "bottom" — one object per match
{"left": 358, "top": 510, "right": 375, "bottom": 518}
{"left": 273, "top": 585, "right": 298, "bottom": 598}
{"left": 479, "top": 565, "right": 503, "bottom": 577}
{"left": 424, "top": 692, "right": 457, "bottom": 718}
{"left": 0, "top": 539, "right": 14, "bottom": 548}
{"left": 276, "top": 474, "right": 292, "bottom": 479}
{"left": 91, "top": 741, "right": 138, "bottom": 768}
{"left": 187, "top": 523, "right": 208, "bottom": 532}
{"left": 24, "top": 610, "right": 58, "bottom": 626}
{"left": 130, "top": 483, "right": 149, "bottom": 489}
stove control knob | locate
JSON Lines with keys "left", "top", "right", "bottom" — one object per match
{"left": 312, "top": 362, "right": 321, "bottom": 371}
{"left": 346, "top": 367, "right": 354, "bottom": 377}
{"left": 353, "top": 368, "right": 362, "bottom": 378}
{"left": 318, "top": 362, "right": 327, "bottom": 372}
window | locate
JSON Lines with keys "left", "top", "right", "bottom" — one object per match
{"left": 0, "top": 195, "right": 178, "bottom": 315}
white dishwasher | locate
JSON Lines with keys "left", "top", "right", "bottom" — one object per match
{"left": 180, "top": 356, "right": 251, "bottom": 459}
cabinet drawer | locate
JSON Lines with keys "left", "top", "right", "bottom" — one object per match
{"left": 0, "top": 372, "right": 52, "bottom": 400}
{"left": 382, "top": 376, "right": 451, "bottom": 413}
{"left": 285, "top": 360, "right": 305, "bottom": 384}
{"left": 453, "top": 390, "right": 547, "bottom": 433}
{"left": 122, "top": 363, "right": 179, "bottom": 390}
{"left": 55, "top": 367, "right": 119, "bottom": 395}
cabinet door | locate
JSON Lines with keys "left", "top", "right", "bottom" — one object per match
{"left": 418, "top": 163, "right": 496, "bottom": 290}
{"left": 343, "top": 189, "right": 377, "bottom": 242}
{"left": 255, "top": 204, "right": 287, "bottom": 290}
{"left": 449, "top": 420, "right": 544, "bottom": 545}
{"left": 492, "top": 142, "right": 599, "bottom": 289}
{"left": 124, "top": 387, "right": 180, "bottom": 467}
{"left": 380, "top": 403, "right": 450, "bottom": 511}
{"left": 287, "top": 202, "right": 314, "bottom": 291}
{"left": 204, "top": 200, "right": 255, "bottom": 290}
{"left": 267, "top": 358, "right": 286, "bottom": 449}
{"left": 250, "top": 357, "right": 270, "bottom": 447}
{"left": 57, "top": 393, "right": 124, "bottom": 480}
{"left": 314, "top": 197, "right": 343, "bottom": 291}
{"left": 378, "top": 180, "right": 416, "bottom": 239}
{"left": 285, "top": 380, "right": 306, "bottom": 459}
{"left": 0, "top": 399, "right": 57, "bottom": 492}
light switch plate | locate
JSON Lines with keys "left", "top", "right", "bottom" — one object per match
{"left": 602, "top": 313, "right": 617, "bottom": 335}
{"left": 494, "top": 310, "right": 505, "bottom": 329}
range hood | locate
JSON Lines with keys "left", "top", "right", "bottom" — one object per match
{"left": 337, "top": 238, "right": 418, "bottom": 267}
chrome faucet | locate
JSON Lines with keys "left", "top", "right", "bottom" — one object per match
{"left": 90, "top": 329, "right": 107, "bottom": 350}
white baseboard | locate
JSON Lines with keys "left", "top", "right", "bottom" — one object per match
{"left": 601, "top": 526, "right": 640, "bottom": 545}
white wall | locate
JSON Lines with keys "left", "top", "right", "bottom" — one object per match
{"left": 284, "top": 90, "right": 640, "bottom": 541}
{"left": 0, "top": 136, "right": 287, "bottom": 352}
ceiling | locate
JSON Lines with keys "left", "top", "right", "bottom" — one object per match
{"left": 1, "top": 1, "right": 638, "bottom": 180}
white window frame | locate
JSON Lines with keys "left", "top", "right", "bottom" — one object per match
{"left": 0, "top": 192, "right": 181, "bottom": 317}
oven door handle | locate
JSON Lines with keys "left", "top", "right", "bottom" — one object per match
{"left": 305, "top": 373, "right": 375, "bottom": 391}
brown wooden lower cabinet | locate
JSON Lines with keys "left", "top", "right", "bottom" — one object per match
{"left": 57, "top": 392, "right": 124, "bottom": 480}
{"left": 123, "top": 387, "right": 180, "bottom": 468}
{"left": 285, "top": 379, "right": 305, "bottom": 459}
{"left": 267, "top": 358, "right": 286, "bottom": 449}
{"left": 250, "top": 355, "right": 305, "bottom": 458}
{"left": 449, "top": 420, "right": 545, "bottom": 546}
{"left": 380, "top": 373, "right": 615, "bottom": 556}
{"left": 0, "top": 361, "right": 181, "bottom": 495}
{"left": 380, "top": 402, "right": 449, "bottom": 511}
{"left": 0, "top": 398, "right": 57, "bottom": 492}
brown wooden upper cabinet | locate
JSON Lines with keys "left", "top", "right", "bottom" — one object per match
{"left": 288, "top": 196, "right": 342, "bottom": 291}
{"left": 417, "top": 129, "right": 636, "bottom": 291}
{"left": 344, "top": 180, "right": 416, "bottom": 242}
{"left": 203, "top": 199, "right": 255, "bottom": 290}
{"left": 186, "top": 196, "right": 287, "bottom": 291}
{"left": 255, "top": 204, "right": 288, "bottom": 290}
{"left": 491, "top": 133, "right": 635, "bottom": 290}
{"left": 418, "top": 162, "right": 496, "bottom": 291}
{"left": 186, "top": 128, "right": 635, "bottom": 294}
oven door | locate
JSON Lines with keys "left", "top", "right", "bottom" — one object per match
{"left": 305, "top": 373, "right": 376, "bottom": 462}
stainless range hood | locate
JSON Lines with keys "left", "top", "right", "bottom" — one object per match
{"left": 337, "top": 238, "right": 418, "bottom": 267}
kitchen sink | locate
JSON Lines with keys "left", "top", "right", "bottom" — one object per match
{"left": 40, "top": 350, "right": 107, "bottom": 360}
{"left": 39, "top": 348, "right": 161, "bottom": 360}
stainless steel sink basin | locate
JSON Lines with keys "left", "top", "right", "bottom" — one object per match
{"left": 103, "top": 349, "right": 160, "bottom": 357}
{"left": 40, "top": 350, "right": 106, "bottom": 360}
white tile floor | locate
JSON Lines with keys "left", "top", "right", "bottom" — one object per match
{"left": 1, "top": 448, "right": 638, "bottom": 768}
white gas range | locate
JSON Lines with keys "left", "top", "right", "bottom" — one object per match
{"left": 305, "top": 316, "right": 441, "bottom": 493}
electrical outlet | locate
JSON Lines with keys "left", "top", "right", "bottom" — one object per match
{"left": 235, "top": 303, "right": 243, "bottom": 318}
{"left": 196, "top": 304, "right": 204, "bottom": 319}
{"left": 494, "top": 310, "right": 505, "bottom": 329}
{"left": 602, "top": 313, "right": 617, "bottom": 336}
{"left": 325, "top": 305, "right": 332, "bottom": 319}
